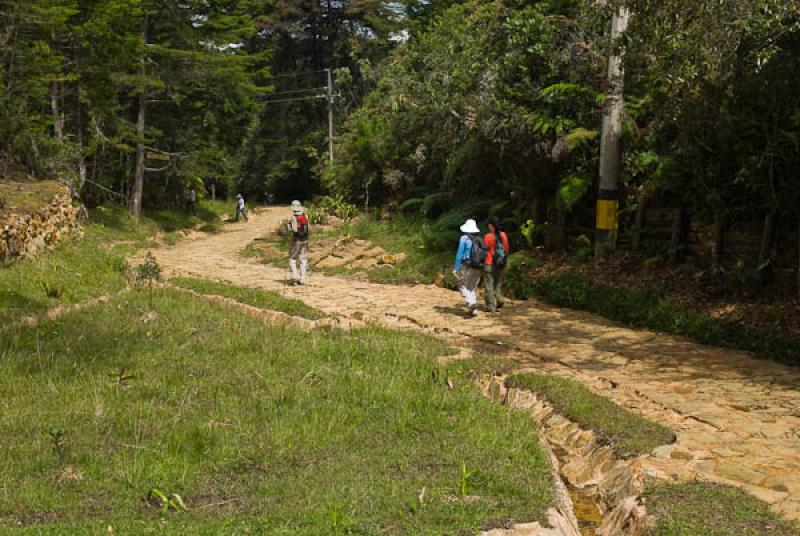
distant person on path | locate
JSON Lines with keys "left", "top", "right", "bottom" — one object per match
{"left": 288, "top": 200, "right": 309, "bottom": 285}
{"left": 268, "top": 192, "right": 276, "bottom": 206}
{"left": 235, "top": 194, "right": 248, "bottom": 222}
{"left": 185, "top": 187, "right": 197, "bottom": 214}
{"left": 452, "top": 219, "right": 486, "bottom": 317}
{"left": 483, "top": 216, "right": 510, "bottom": 312}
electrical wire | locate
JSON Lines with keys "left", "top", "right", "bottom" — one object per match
{"left": 267, "top": 69, "right": 328, "bottom": 80}
{"left": 261, "top": 95, "right": 328, "bottom": 105}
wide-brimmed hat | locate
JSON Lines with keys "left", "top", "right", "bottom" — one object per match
{"left": 236, "top": 193, "right": 243, "bottom": 199}
{"left": 460, "top": 219, "right": 480, "bottom": 234}
{"left": 291, "top": 200, "right": 304, "bottom": 214}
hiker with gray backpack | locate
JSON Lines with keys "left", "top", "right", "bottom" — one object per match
{"left": 452, "top": 219, "right": 486, "bottom": 317}
{"left": 483, "top": 216, "right": 510, "bottom": 313}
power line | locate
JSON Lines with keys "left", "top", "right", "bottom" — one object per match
{"left": 267, "top": 69, "right": 327, "bottom": 80}
{"left": 261, "top": 94, "right": 327, "bottom": 105}
{"left": 263, "top": 86, "right": 327, "bottom": 99}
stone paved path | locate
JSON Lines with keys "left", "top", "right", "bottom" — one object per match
{"left": 144, "top": 207, "right": 800, "bottom": 522}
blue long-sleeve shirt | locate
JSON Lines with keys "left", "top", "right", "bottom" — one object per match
{"left": 454, "top": 235, "right": 472, "bottom": 271}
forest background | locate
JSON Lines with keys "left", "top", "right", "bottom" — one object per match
{"left": 3, "top": 0, "right": 800, "bottom": 309}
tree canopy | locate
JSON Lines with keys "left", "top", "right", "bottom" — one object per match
{"left": 3, "top": 0, "right": 800, "bottom": 290}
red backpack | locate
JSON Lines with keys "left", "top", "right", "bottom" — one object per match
{"left": 294, "top": 214, "right": 309, "bottom": 240}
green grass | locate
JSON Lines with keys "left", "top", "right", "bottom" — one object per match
{"left": 0, "top": 289, "right": 554, "bottom": 534}
{"left": 341, "top": 217, "right": 454, "bottom": 285}
{"left": 144, "top": 200, "right": 230, "bottom": 232}
{"left": 645, "top": 482, "right": 798, "bottom": 536}
{"left": 511, "top": 270, "right": 800, "bottom": 366}
{"left": 0, "top": 179, "right": 64, "bottom": 214}
{"left": 0, "top": 203, "right": 227, "bottom": 326}
{"left": 170, "top": 277, "right": 326, "bottom": 320}
{"left": 505, "top": 373, "right": 675, "bottom": 457}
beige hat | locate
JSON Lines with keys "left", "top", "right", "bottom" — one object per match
{"left": 460, "top": 219, "right": 480, "bottom": 234}
{"left": 291, "top": 200, "right": 304, "bottom": 215}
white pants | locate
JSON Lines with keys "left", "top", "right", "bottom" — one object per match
{"left": 289, "top": 240, "right": 308, "bottom": 282}
{"left": 458, "top": 265, "right": 482, "bottom": 308}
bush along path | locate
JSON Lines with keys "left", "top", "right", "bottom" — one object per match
{"left": 143, "top": 207, "right": 800, "bottom": 524}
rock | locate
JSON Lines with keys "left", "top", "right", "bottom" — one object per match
{"left": 651, "top": 445, "right": 673, "bottom": 459}
{"left": 711, "top": 447, "right": 742, "bottom": 458}
{"left": 316, "top": 256, "right": 349, "bottom": 269}
{"left": 762, "top": 473, "right": 799, "bottom": 493}
{"left": 1, "top": 187, "right": 82, "bottom": 262}
{"left": 351, "top": 257, "right": 379, "bottom": 270}
{"left": 714, "top": 461, "right": 766, "bottom": 486}
{"left": 361, "top": 246, "right": 387, "bottom": 258}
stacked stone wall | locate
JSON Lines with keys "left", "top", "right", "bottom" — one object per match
{"left": 0, "top": 186, "right": 83, "bottom": 261}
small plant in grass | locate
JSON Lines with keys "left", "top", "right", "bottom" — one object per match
{"left": 460, "top": 461, "right": 475, "bottom": 497}
{"left": 49, "top": 427, "right": 67, "bottom": 461}
{"left": 39, "top": 278, "right": 64, "bottom": 298}
{"left": 109, "top": 367, "right": 136, "bottom": 390}
{"left": 147, "top": 488, "right": 187, "bottom": 513}
{"left": 135, "top": 252, "right": 161, "bottom": 308}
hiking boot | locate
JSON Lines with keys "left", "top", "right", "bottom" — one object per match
{"left": 496, "top": 301, "right": 505, "bottom": 309}
{"left": 487, "top": 307, "right": 497, "bottom": 313}
{"left": 469, "top": 306, "right": 479, "bottom": 317}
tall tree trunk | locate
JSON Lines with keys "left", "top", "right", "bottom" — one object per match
{"left": 595, "top": 4, "right": 630, "bottom": 258}
{"left": 130, "top": 12, "right": 148, "bottom": 217}
{"left": 632, "top": 189, "right": 648, "bottom": 253}
{"left": 758, "top": 208, "right": 777, "bottom": 283}
{"left": 51, "top": 81, "right": 64, "bottom": 140}
{"left": 711, "top": 210, "right": 725, "bottom": 275}
{"left": 669, "top": 207, "right": 690, "bottom": 261}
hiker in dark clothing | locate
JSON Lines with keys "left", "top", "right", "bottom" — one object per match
{"left": 483, "top": 216, "right": 510, "bottom": 312}
{"left": 185, "top": 187, "right": 197, "bottom": 214}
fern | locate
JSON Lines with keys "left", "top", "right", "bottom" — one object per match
{"left": 565, "top": 128, "right": 599, "bottom": 152}
{"left": 399, "top": 197, "right": 425, "bottom": 213}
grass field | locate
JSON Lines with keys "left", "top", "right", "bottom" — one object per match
{"left": 170, "top": 277, "right": 326, "bottom": 320}
{"left": 0, "top": 289, "right": 554, "bottom": 534}
{"left": 505, "top": 373, "right": 676, "bottom": 458}
{"left": 644, "top": 483, "right": 798, "bottom": 536}
{"left": 0, "top": 202, "right": 229, "bottom": 326}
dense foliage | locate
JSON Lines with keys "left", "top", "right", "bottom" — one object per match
{"left": 327, "top": 0, "right": 800, "bottom": 293}
{"left": 4, "top": 0, "right": 800, "bottom": 292}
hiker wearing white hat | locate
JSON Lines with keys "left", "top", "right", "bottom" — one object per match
{"left": 235, "top": 193, "right": 248, "bottom": 222}
{"left": 452, "top": 218, "right": 486, "bottom": 317}
{"left": 288, "top": 200, "right": 309, "bottom": 285}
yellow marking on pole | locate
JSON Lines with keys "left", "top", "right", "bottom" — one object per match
{"left": 596, "top": 199, "right": 619, "bottom": 231}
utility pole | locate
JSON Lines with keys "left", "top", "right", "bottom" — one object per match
{"left": 326, "top": 68, "right": 335, "bottom": 166}
{"left": 595, "top": 4, "right": 630, "bottom": 257}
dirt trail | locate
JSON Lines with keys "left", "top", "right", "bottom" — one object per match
{"left": 146, "top": 207, "right": 800, "bottom": 521}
